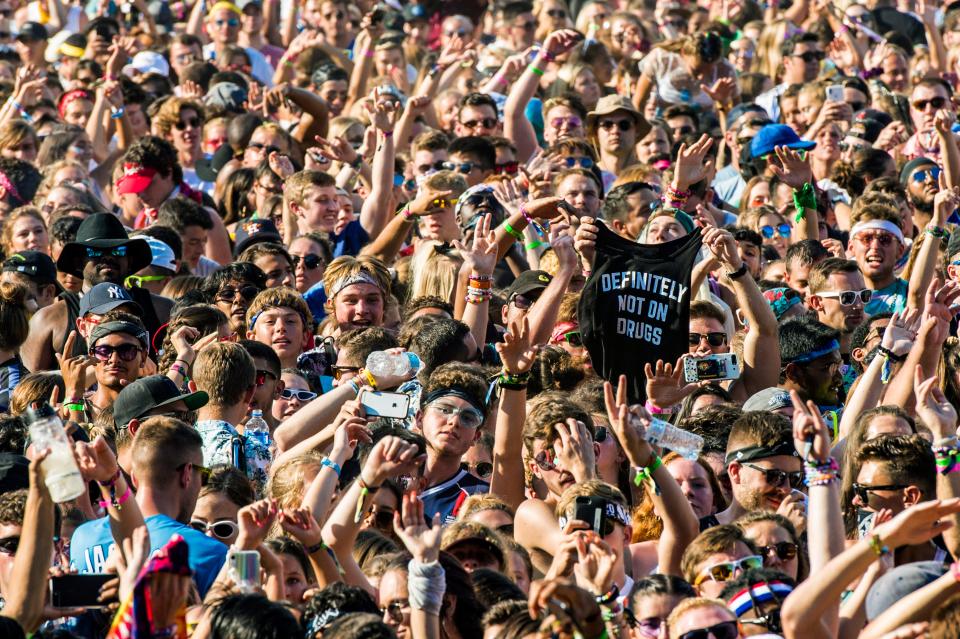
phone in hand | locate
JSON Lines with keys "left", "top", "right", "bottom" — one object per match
{"left": 359, "top": 390, "right": 411, "bottom": 419}
{"left": 683, "top": 353, "right": 741, "bottom": 383}
{"left": 49, "top": 574, "right": 115, "bottom": 609}
{"left": 826, "top": 84, "right": 844, "bottom": 103}
{"left": 573, "top": 495, "right": 609, "bottom": 536}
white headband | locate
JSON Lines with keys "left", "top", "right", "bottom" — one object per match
{"left": 331, "top": 271, "right": 382, "bottom": 297}
{"left": 850, "top": 220, "right": 905, "bottom": 245}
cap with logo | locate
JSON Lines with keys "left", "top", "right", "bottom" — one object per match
{"left": 115, "top": 162, "right": 159, "bottom": 196}
{"left": 2, "top": 250, "right": 59, "bottom": 284}
{"left": 113, "top": 375, "right": 209, "bottom": 427}
{"left": 79, "top": 282, "right": 143, "bottom": 317}
{"left": 233, "top": 218, "right": 283, "bottom": 257}
{"left": 505, "top": 270, "right": 552, "bottom": 300}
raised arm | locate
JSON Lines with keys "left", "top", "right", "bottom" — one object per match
{"left": 452, "top": 213, "right": 497, "bottom": 352}
{"left": 526, "top": 223, "right": 577, "bottom": 346}
{"left": 907, "top": 177, "right": 957, "bottom": 311}
{"left": 393, "top": 492, "right": 445, "bottom": 639}
{"left": 769, "top": 145, "right": 819, "bottom": 242}
{"left": 358, "top": 97, "right": 400, "bottom": 239}
{"left": 359, "top": 187, "right": 453, "bottom": 265}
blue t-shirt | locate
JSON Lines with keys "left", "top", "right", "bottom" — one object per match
{"left": 303, "top": 281, "right": 327, "bottom": 321}
{"left": 865, "top": 278, "right": 908, "bottom": 316}
{"left": 333, "top": 220, "right": 370, "bottom": 257}
{"left": 70, "top": 513, "right": 228, "bottom": 596}
{"left": 420, "top": 469, "right": 489, "bottom": 525}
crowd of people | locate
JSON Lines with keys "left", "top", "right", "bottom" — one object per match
{"left": 4, "top": 0, "right": 960, "bottom": 637}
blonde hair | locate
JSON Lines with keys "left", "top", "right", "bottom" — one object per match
{"left": 1, "top": 206, "right": 46, "bottom": 256}
{"left": 755, "top": 19, "right": 789, "bottom": 80}
{"left": 322, "top": 255, "right": 391, "bottom": 306}
{"left": 667, "top": 598, "right": 736, "bottom": 639}
{"left": 0, "top": 120, "right": 37, "bottom": 153}
{"left": 154, "top": 97, "right": 206, "bottom": 138}
{"left": 267, "top": 451, "right": 323, "bottom": 514}
{"left": 409, "top": 242, "right": 462, "bottom": 304}
{"left": 458, "top": 494, "right": 515, "bottom": 521}
{"left": 246, "top": 286, "right": 313, "bottom": 334}
{"left": 10, "top": 371, "right": 63, "bottom": 416}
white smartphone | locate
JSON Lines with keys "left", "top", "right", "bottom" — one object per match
{"left": 683, "top": 354, "right": 741, "bottom": 383}
{"left": 826, "top": 84, "right": 844, "bottom": 103}
{"left": 359, "top": 390, "right": 411, "bottom": 419}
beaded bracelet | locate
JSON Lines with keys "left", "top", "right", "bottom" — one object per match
{"left": 306, "top": 541, "right": 328, "bottom": 555}
{"left": 519, "top": 204, "right": 546, "bottom": 236}
{"left": 934, "top": 447, "right": 960, "bottom": 475}
{"left": 804, "top": 457, "right": 839, "bottom": 486}
{"left": 868, "top": 534, "right": 890, "bottom": 557}
{"left": 97, "top": 469, "right": 121, "bottom": 487}
{"left": 596, "top": 583, "right": 620, "bottom": 606}
{"left": 465, "top": 287, "right": 492, "bottom": 304}
{"left": 926, "top": 225, "right": 950, "bottom": 240}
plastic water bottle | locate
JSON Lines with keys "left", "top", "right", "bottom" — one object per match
{"left": 366, "top": 351, "right": 422, "bottom": 378}
{"left": 24, "top": 405, "right": 85, "bottom": 503}
{"left": 638, "top": 415, "right": 705, "bottom": 460}
{"left": 246, "top": 410, "right": 270, "bottom": 448}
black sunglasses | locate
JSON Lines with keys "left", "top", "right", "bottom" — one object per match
{"left": 743, "top": 463, "right": 804, "bottom": 489}
{"left": 291, "top": 254, "right": 322, "bottom": 270}
{"left": 794, "top": 50, "right": 826, "bottom": 63}
{"left": 599, "top": 119, "right": 633, "bottom": 131}
{"left": 216, "top": 285, "right": 259, "bottom": 302}
{"left": 177, "top": 462, "right": 211, "bottom": 486}
{"left": 331, "top": 365, "right": 360, "bottom": 380}
{"left": 852, "top": 482, "right": 907, "bottom": 503}
{"left": 461, "top": 118, "right": 497, "bottom": 130}
{"left": 175, "top": 117, "right": 202, "bottom": 130}
{"left": 470, "top": 461, "right": 493, "bottom": 479}
{"left": 689, "top": 332, "right": 727, "bottom": 347}
{"left": 679, "top": 621, "right": 739, "bottom": 639}
{"left": 756, "top": 541, "right": 799, "bottom": 561}
{"left": 0, "top": 535, "right": 19, "bottom": 555}
{"left": 91, "top": 343, "right": 142, "bottom": 362}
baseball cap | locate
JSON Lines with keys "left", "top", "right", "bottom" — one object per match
{"left": 750, "top": 124, "right": 816, "bottom": 159}
{"left": 140, "top": 236, "right": 177, "bottom": 272}
{"left": 505, "top": 270, "right": 552, "bottom": 300}
{"left": 743, "top": 387, "right": 793, "bottom": 412}
{"left": 3, "top": 251, "right": 58, "bottom": 284}
{"left": 233, "top": 218, "right": 283, "bottom": 257}
{"left": 204, "top": 81, "right": 247, "bottom": 115}
{"left": 725, "top": 103, "right": 769, "bottom": 129}
{"left": 17, "top": 22, "right": 48, "bottom": 42}
{"left": 115, "top": 162, "right": 159, "bottom": 196}
{"left": 440, "top": 521, "right": 505, "bottom": 568}
{"left": 900, "top": 157, "right": 938, "bottom": 185}
{"left": 866, "top": 561, "right": 946, "bottom": 621}
{"left": 846, "top": 118, "right": 884, "bottom": 144}
{"left": 122, "top": 50, "right": 170, "bottom": 78}
{"left": 79, "top": 282, "right": 142, "bottom": 317}
{"left": 113, "top": 375, "right": 209, "bottom": 427}
{"left": 0, "top": 453, "right": 29, "bottom": 493}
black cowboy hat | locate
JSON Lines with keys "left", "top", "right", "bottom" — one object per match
{"left": 56, "top": 213, "right": 153, "bottom": 279}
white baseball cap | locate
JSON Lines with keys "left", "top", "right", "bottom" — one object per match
{"left": 141, "top": 237, "right": 177, "bottom": 272}
{"left": 122, "top": 50, "right": 170, "bottom": 78}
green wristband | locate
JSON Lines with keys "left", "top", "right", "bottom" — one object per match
{"left": 504, "top": 222, "right": 524, "bottom": 240}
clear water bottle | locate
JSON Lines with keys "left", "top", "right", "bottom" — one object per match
{"left": 638, "top": 415, "right": 705, "bottom": 460}
{"left": 24, "top": 405, "right": 85, "bottom": 503}
{"left": 366, "top": 351, "right": 422, "bottom": 378}
{"left": 246, "top": 410, "right": 270, "bottom": 448}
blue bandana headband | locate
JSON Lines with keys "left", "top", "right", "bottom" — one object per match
{"left": 787, "top": 339, "right": 840, "bottom": 364}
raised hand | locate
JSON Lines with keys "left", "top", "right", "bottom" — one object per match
{"left": 932, "top": 172, "right": 960, "bottom": 225}
{"left": 934, "top": 108, "right": 957, "bottom": 137}
{"left": 701, "top": 77, "right": 737, "bottom": 107}
{"left": 789, "top": 390, "right": 831, "bottom": 463}
{"left": 407, "top": 187, "right": 455, "bottom": 217}
{"left": 914, "top": 365, "right": 958, "bottom": 439}
{"left": 702, "top": 227, "right": 744, "bottom": 272}
{"left": 880, "top": 308, "right": 921, "bottom": 358}
{"left": 603, "top": 374, "right": 654, "bottom": 467}
{"left": 672, "top": 135, "right": 714, "bottom": 191}
{"left": 922, "top": 277, "right": 960, "bottom": 325}
{"left": 769, "top": 145, "right": 813, "bottom": 188}
{"left": 549, "top": 220, "right": 577, "bottom": 271}
{"left": 574, "top": 215, "right": 599, "bottom": 267}
{"left": 874, "top": 498, "right": 960, "bottom": 548}
{"left": 777, "top": 491, "right": 807, "bottom": 535}
{"left": 644, "top": 356, "right": 699, "bottom": 409}
{"left": 330, "top": 415, "right": 372, "bottom": 462}
{"left": 542, "top": 29, "right": 583, "bottom": 58}
{"left": 452, "top": 213, "right": 497, "bottom": 276}
{"left": 528, "top": 578, "right": 605, "bottom": 637}
{"left": 180, "top": 79, "right": 204, "bottom": 100}
{"left": 365, "top": 98, "right": 399, "bottom": 133}
{"left": 74, "top": 436, "right": 120, "bottom": 484}
{"left": 393, "top": 491, "right": 442, "bottom": 563}
{"left": 496, "top": 315, "right": 537, "bottom": 374}
{"left": 236, "top": 499, "right": 279, "bottom": 550}
{"left": 574, "top": 533, "right": 616, "bottom": 596}
{"left": 553, "top": 418, "right": 596, "bottom": 483}
{"left": 56, "top": 331, "right": 94, "bottom": 403}
{"left": 279, "top": 506, "right": 324, "bottom": 548}
{"left": 117, "top": 525, "right": 150, "bottom": 602}
{"left": 362, "top": 435, "right": 423, "bottom": 487}
{"left": 268, "top": 151, "right": 295, "bottom": 179}
{"left": 312, "top": 134, "right": 358, "bottom": 166}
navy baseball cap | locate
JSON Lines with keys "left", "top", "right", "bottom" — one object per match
{"left": 79, "top": 282, "right": 142, "bottom": 317}
{"left": 750, "top": 124, "right": 816, "bottom": 159}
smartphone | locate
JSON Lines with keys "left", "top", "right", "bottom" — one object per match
{"left": 359, "top": 390, "right": 411, "bottom": 419}
{"left": 573, "top": 495, "right": 608, "bottom": 536}
{"left": 826, "top": 84, "right": 844, "bottom": 103}
{"left": 228, "top": 549, "right": 261, "bottom": 592}
{"left": 683, "top": 353, "right": 741, "bottom": 383}
{"left": 50, "top": 574, "right": 115, "bottom": 609}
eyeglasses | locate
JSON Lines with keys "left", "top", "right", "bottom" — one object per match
{"left": 694, "top": 554, "right": 764, "bottom": 585}
{"left": 428, "top": 401, "right": 484, "bottom": 429}
{"left": 381, "top": 600, "right": 409, "bottom": 623}
{"left": 756, "top": 540, "right": 799, "bottom": 561}
{"left": 176, "top": 462, "right": 211, "bottom": 485}
{"left": 599, "top": 119, "right": 633, "bottom": 131}
{"left": 495, "top": 161, "right": 519, "bottom": 175}
{"left": 817, "top": 289, "right": 872, "bottom": 306}
{"left": 291, "top": 254, "right": 323, "bottom": 270}
{"left": 216, "top": 285, "right": 259, "bottom": 302}
{"left": 562, "top": 330, "right": 582, "bottom": 347}
{"left": 793, "top": 50, "right": 826, "bottom": 63}
{"left": 912, "top": 166, "right": 941, "bottom": 183}
{"left": 912, "top": 96, "right": 947, "bottom": 111}
{"left": 190, "top": 519, "right": 239, "bottom": 539}
{"left": 176, "top": 117, "right": 202, "bottom": 130}
{"left": 468, "top": 461, "right": 493, "bottom": 479}
{"left": 85, "top": 246, "right": 127, "bottom": 259}
{"left": 331, "top": 365, "right": 361, "bottom": 380}
{"left": 444, "top": 29, "right": 467, "bottom": 38}
{"left": 0, "top": 535, "right": 19, "bottom": 555}
{"left": 561, "top": 156, "right": 594, "bottom": 169}
{"left": 855, "top": 231, "right": 896, "bottom": 247}
{"left": 760, "top": 223, "right": 791, "bottom": 239}
{"left": 546, "top": 8, "right": 567, "bottom": 18}
{"left": 688, "top": 332, "right": 727, "bottom": 347}
{"left": 214, "top": 18, "right": 240, "bottom": 27}
{"left": 742, "top": 463, "right": 804, "bottom": 489}
{"left": 678, "top": 621, "right": 740, "bottom": 639}
{"left": 852, "top": 481, "right": 908, "bottom": 503}
{"left": 550, "top": 116, "right": 582, "bottom": 129}
{"left": 461, "top": 117, "right": 497, "bottom": 130}
{"left": 248, "top": 142, "right": 281, "bottom": 155}
{"left": 255, "top": 369, "right": 278, "bottom": 387}
{"left": 280, "top": 388, "right": 317, "bottom": 401}
{"left": 91, "top": 343, "right": 142, "bottom": 362}
{"left": 256, "top": 181, "right": 283, "bottom": 194}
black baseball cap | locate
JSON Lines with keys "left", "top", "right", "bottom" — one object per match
{"left": 113, "top": 375, "right": 209, "bottom": 427}
{"left": 79, "top": 282, "right": 142, "bottom": 317}
{"left": 3, "top": 251, "right": 59, "bottom": 284}
{"left": 505, "top": 270, "right": 552, "bottom": 300}
{"left": 16, "top": 22, "right": 48, "bottom": 42}
{"left": 233, "top": 218, "right": 283, "bottom": 257}
{"left": 0, "top": 453, "right": 29, "bottom": 493}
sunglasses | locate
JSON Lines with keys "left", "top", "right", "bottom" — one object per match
{"left": 214, "top": 18, "right": 240, "bottom": 27}
{"left": 550, "top": 116, "right": 583, "bottom": 129}
{"left": 461, "top": 118, "right": 497, "bottom": 130}
{"left": 636, "top": 617, "right": 664, "bottom": 639}
{"left": 248, "top": 142, "right": 281, "bottom": 154}
{"left": 0, "top": 535, "right": 19, "bottom": 555}
{"left": 431, "top": 198, "right": 458, "bottom": 209}
{"left": 672, "top": 125, "right": 695, "bottom": 136}
{"left": 510, "top": 293, "right": 534, "bottom": 310}
{"left": 760, "top": 223, "right": 791, "bottom": 239}
{"left": 599, "top": 119, "right": 633, "bottom": 131}
{"left": 794, "top": 50, "right": 826, "bottom": 63}
{"left": 855, "top": 231, "right": 896, "bottom": 247}
{"left": 515, "top": 20, "right": 536, "bottom": 31}
{"left": 331, "top": 365, "right": 360, "bottom": 380}
{"left": 190, "top": 519, "right": 239, "bottom": 539}
{"left": 469, "top": 461, "right": 493, "bottom": 479}
{"left": 428, "top": 401, "right": 484, "bottom": 429}
{"left": 694, "top": 554, "right": 764, "bottom": 585}
{"left": 852, "top": 481, "right": 907, "bottom": 503}
{"left": 280, "top": 388, "right": 317, "bottom": 401}
{"left": 91, "top": 343, "right": 142, "bottom": 362}
{"left": 176, "top": 462, "right": 211, "bottom": 486}
{"left": 742, "top": 463, "right": 804, "bottom": 489}
{"left": 562, "top": 330, "right": 582, "bottom": 347}
{"left": 444, "top": 29, "right": 467, "bottom": 37}
{"left": 86, "top": 246, "right": 127, "bottom": 259}
{"left": 534, "top": 448, "right": 557, "bottom": 471}
{"left": 291, "top": 254, "right": 323, "bottom": 270}
{"left": 381, "top": 600, "right": 409, "bottom": 623}
{"left": 216, "top": 285, "right": 259, "bottom": 302}
{"left": 546, "top": 8, "right": 566, "bottom": 18}
{"left": 689, "top": 332, "right": 727, "bottom": 347}
{"left": 176, "top": 117, "right": 202, "bottom": 130}
{"left": 125, "top": 274, "right": 168, "bottom": 288}
{"left": 445, "top": 161, "right": 476, "bottom": 174}
{"left": 417, "top": 160, "right": 448, "bottom": 174}
{"left": 912, "top": 96, "right": 947, "bottom": 111}
{"left": 817, "top": 289, "right": 872, "bottom": 306}
{"left": 255, "top": 369, "right": 278, "bottom": 387}
{"left": 561, "top": 156, "right": 593, "bottom": 169}
{"left": 678, "top": 621, "right": 740, "bottom": 639}
{"left": 367, "top": 505, "right": 395, "bottom": 530}
{"left": 756, "top": 541, "right": 799, "bottom": 561}
{"left": 912, "top": 166, "right": 941, "bottom": 182}
{"left": 495, "top": 160, "right": 520, "bottom": 175}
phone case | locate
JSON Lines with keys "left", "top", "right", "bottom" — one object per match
{"left": 359, "top": 390, "right": 411, "bottom": 419}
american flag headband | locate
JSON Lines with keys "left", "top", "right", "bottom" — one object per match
{"left": 727, "top": 580, "right": 793, "bottom": 617}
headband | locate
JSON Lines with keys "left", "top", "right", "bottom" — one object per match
{"left": 89, "top": 321, "right": 150, "bottom": 349}
{"left": 60, "top": 42, "right": 85, "bottom": 58}
{"left": 786, "top": 338, "right": 840, "bottom": 364}
{"left": 423, "top": 386, "right": 486, "bottom": 416}
{"left": 0, "top": 170, "right": 23, "bottom": 206}
{"left": 850, "top": 220, "right": 905, "bottom": 245}
{"left": 330, "top": 271, "right": 382, "bottom": 297}
{"left": 248, "top": 305, "right": 307, "bottom": 332}
{"left": 727, "top": 580, "right": 794, "bottom": 617}
{"left": 725, "top": 440, "right": 799, "bottom": 465}
{"left": 558, "top": 500, "right": 631, "bottom": 529}
{"left": 58, "top": 89, "right": 92, "bottom": 118}
{"left": 208, "top": 1, "right": 242, "bottom": 15}
{"left": 305, "top": 606, "right": 340, "bottom": 637}
{"left": 763, "top": 288, "right": 801, "bottom": 321}
{"left": 550, "top": 321, "right": 578, "bottom": 344}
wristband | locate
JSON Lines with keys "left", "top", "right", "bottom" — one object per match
{"left": 359, "top": 368, "right": 377, "bottom": 389}
{"left": 99, "top": 484, "right": 132, "bottom": 511}
{"left": 379, "top": 130, "right": 393, "bottom": 138}
{"left": 952, "top": 562, "right": 960, "bottom": 582}
{"left": 110, "top": 105, "right": 125, "bottom": 119}
{"left": 525, "top": 240, "right": 546, "bottom": 250}
{"left": 529, "top": 64, "right": 545, "bottom": 76}
{"left": 97, "top": 468, "right": 121, "bottom": 487}
{"left": 726, "top": 263, "right": 749, "bottom": 280}
{"left": 306, "top": 541, "right": 327, "bottom": 554}
{"left": 595, "top": 583, "right": 620, "bottom": 605}
{"left": 348, "top": 379, "right": 362, "bottom": 395}
{"left": 169, "top": 362, "right": 188, "bottom": 377}
{"left": 399, "top": 203, "right": 416, "bottom": 220}
{"left": 363, "top": 49, "right": 374, "bottom": 58}
{"left": 64, "top": 402, "right": 85, "bottom": 412}
{"left": 644, "top": 399, "right": 673, "bottom": 414}
{"left": 504, "top": 222, "right": 524, "bottom": 240}
{"left": 354, "top": 476, "right": 381, "bottom": 523}
{"left": 926, "top": 225, "right": 950, "bottom": 240}
{"left": 634, "top": 456, "right": 663, "bottom": 494}
{"left": 320, "top": 457, "right": 342, "bottom": 477}
{"left": 868, "top": 534, "right": 890, "bottom": 557}
{"left": 792, "top": 182, "right": 817, "bottom": 222}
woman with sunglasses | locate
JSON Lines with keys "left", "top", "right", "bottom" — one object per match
{"left": 191, "top": 464, "right": 255, "bottom": 546}
{"left": 630, "top": 574, "right": 696, "bottom": 639}
{"left": 272, "top": 368, "right": 319, "bottom": 423}
{"left": 741, "top": 206, "right": 792, "bottom": 260}
{"left": 736, "top": 511, "right": 807, "bottom": 582}
{"left": 155, "top": 97, "right": 208, "bottom": 195}
{"left": 288, "top": 233, "right": 331, "bottom": 295}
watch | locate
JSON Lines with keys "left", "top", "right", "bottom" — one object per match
{"left": 727, "top": 263, "right": 749, "bottom": 280}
